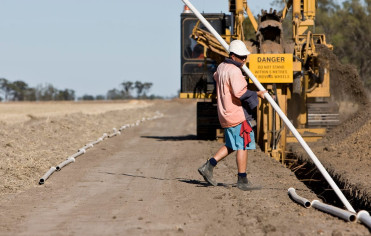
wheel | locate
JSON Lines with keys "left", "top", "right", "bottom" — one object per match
{"left": 196, "top": 102, "right": 221, "bottom": 140}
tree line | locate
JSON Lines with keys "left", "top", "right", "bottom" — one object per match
{"left": 0, "top": 78, "right": 157, "bottom": 101}
{"left": 106, "top": 81, "right": 154, "bottom": 100}
{"left": 315, "top": 0, "right": 371, "bottom": 88}
{"left": 0, "top": 78, "right": 75, "bottom": 101}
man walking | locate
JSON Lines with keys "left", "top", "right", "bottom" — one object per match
{"left": 198, "top": 40, "right": 266, "bottom": 191}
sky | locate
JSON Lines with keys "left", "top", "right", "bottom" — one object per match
{"left": 0, "top": 0, "right": 279, "bottom": 98}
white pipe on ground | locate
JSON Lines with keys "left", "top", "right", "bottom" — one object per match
{"left": 79, "top": 143, "right": 93, "bottom": 152}
{"left": 288, "top": 188, "right": 311, "bottom": 208}
{"left": 181, "top": 0, "right": 355, "bottom": 213}
{"left": 357, "top": 210, "right": 371, "bottom": 229}
{"left": 91, "top": 138, "right": 103, "bottom": 145}
{"left": 108, "top": 128, "right": 121, "bottom": 138}
{"left": 119, "top": 125, "right": 128, "bottom": 131}
{"left": 39, "top": 167, "right": 56, "bottom": 185}
{"left": 311, "top": 200, "right": 356, "bottom": 222}
{"left": 70, "top": 149, "right": 85, "bottom": 159}
{"left": 56, "top": 157, "right": 75, "bottom": 171}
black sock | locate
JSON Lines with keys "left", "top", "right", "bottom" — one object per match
{"left": 238, "top": 172, "right": 247, "bottom": 177}
{"left": 209, "top": 157, "right": 217, "bottom": 166}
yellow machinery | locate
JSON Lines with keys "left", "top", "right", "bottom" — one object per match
{"left": 180, "top": 0, "right": 336, "bottom": 162}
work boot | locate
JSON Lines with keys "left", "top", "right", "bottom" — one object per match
{"left": 237, "top": 175, "right": 250, "bottom": 191}
{"left": 198, "top": 160, "right": 217, "bottom": 186}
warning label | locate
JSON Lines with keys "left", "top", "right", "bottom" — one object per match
{"left": 249, "top": 54, "right": 293, "bottom": 83}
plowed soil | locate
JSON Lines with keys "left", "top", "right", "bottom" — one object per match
{"left": 0, "top": 99, "right": 370, "bottom": 235}
{"left": 290, "top": 46, "right": 371, "bottom": 212}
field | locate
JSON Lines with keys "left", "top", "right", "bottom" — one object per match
{"left": 0, "top": 100, "right": 158, "bottom": 195}
{"left": 1, "top": 50, "right": 371, "bottom": 234}
{"left": 0, "top": 97, "right": 370, "bottom": 234}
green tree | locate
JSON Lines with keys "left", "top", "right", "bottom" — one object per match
{"left": 35, "top": 83, "right": 58, "bottom": 101}
{"left": 95, "top": 95, "right": 105, "bottom": 100}
{"left": 9, "top": 80, "right": 29, "bottom": 101}
{"left": 106, "top": 89, "right": 123, "bottom": 100}
{"left": 121, "top": 81, "right": 134, "bottom": 99}
{"left": 316, "top": 0, "right": 371, "bottom": 87}
{"left": 80, "top": 94, "right": 95, "bottom": 100}
{"left": 134, "top": 81, "right": 145, "bottom": 98}
{"left": 55, "top": 89, "right": 75, "bottom": 101}
{"left": 0, "top": 78, "right": 12, "bottom": 101}
{"left": 142, "top": 82, "right": 153, "bottom": 98}
{"left": 25, "top": 88, "right": 37, "bottom": 101}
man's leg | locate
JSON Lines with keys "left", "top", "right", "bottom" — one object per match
{"left": 236, "top": 149, "right": 247, "bottom": 173}
{"left": 198, "top": 145, "right": 233, "bottom": 186}
{"left": 236, "top": 149, "right": 250, "bottom": 191}
{"left": 214, "top": 145, "right": 234, "bottom": 162}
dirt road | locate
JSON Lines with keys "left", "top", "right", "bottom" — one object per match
{"left": 0, "top": 101, "right": 369, "bottom": 235}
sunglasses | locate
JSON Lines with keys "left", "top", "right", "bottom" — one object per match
{"left": 234, "top": 54, "right": 247, "bottom": 60}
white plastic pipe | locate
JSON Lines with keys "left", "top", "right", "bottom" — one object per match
{"left": 39, "top": 166, "right": 56, "bottom": 185}
{"left": 91, "top": 138, "right": 103, "bottom": 145}
{"left": 108, "top": 128, "right": 121, "bottom": 138}
{"left": 312, "top": 200, "right": 356, "bottom": 222}
{"left": 56, "top": 157, "right": 75, "bottom": 171}
{"left": 181, "top": 0, "right": 355, "bottom": 213}
{"left": 288, "top": 188, "right": 311, "bottom": 208}
{"left": 79, "top": 143, "right": 93, "bottom": 152}
{"left": 101, "top": 133, "right": 108, "bottom": 140}
{"left": 70, "top": 149, "right": 85, "bottom": 159}
{"left": 119, "top": 125, "right": 128, "bottom": 131}
{"left": 357, "top": 210, "right": 371, "bottom": 229}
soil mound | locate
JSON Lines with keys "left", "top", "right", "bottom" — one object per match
{"left": 318, "top": 44, "right": 370, "bottom": 140}
{"left": 290, "top": 46, "right": 371, "bottom": 211}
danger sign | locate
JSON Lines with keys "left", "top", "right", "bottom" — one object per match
{"left": 249, "top": 54, "right": 293, "bottom": 83}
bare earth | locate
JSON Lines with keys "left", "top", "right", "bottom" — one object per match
{"left": 0, "top": 100, "right": 370, "bottom": 235}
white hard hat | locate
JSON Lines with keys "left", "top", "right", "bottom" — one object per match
{"left": 229, "top": 40, "right": 250, "bottom": 56}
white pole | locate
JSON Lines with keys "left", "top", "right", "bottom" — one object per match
{"left": 181, "top": 0, "right": 355, "bottom": 213}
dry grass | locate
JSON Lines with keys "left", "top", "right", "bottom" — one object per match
{"left": 0, "top": 100, "right": 151, "bottom": 124}
{"left": 0, "top": 100, "right": 163, "bottom": 196}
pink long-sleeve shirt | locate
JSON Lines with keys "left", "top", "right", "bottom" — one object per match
{"left": 214, "top": 62, "right": 248, "bottom": 128}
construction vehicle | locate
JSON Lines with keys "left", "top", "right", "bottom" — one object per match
{"left": 180, "top": 0, "right": 337, "bottom": 162}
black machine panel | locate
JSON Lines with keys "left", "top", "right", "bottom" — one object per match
{"left": 180, "top": 13, "right": 230, "bottom": 94}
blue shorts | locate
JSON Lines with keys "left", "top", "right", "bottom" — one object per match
{"left": 225, "top": 122, "right": 256, "bottom": 150}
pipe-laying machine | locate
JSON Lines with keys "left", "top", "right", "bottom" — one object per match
{"left": 180, "top": 0, "right": 337, "bottom": 162}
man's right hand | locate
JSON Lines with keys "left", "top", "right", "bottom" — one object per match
{"left": 257, "top": 90, "right": 267, "bottom": 99}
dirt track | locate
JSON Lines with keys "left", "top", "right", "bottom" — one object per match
{"left": 0, "top": 100, "right": 369, "bottom": 235}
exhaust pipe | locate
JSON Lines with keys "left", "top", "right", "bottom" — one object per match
{"left": 311, "top": 200, "right": 356, "bottom": 222}
{"left": 181, "top": 0, "right": 355, "bottom": 213}
{"left": 357, "top": 210, "right": 371, "bottom": 229}
{"left": 56, "top": 157, "right": 75, "bottom": 171}
{"left": 39, "top": 167, "right": 56, "bottom": 185}
{"left": 287, "top": 188, "right": 311, "bottom": 208}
